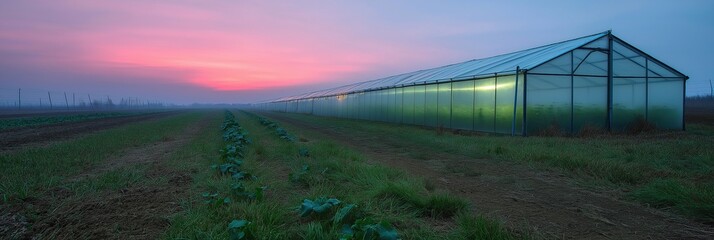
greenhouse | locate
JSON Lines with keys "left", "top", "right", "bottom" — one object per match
{"left": 254, "top": 31, "right": 687, "bottom": 135}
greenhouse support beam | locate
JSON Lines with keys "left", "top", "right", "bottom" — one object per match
{"left": 522, "top": 71, "right": 528, "bottom": 136}
{"left": 511, "top": 66, "right": 520, "bottom": 136}
{"left": 606, "top": 31, "right": 614, "bottom": 132}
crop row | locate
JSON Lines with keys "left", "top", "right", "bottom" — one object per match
{"left": 206, "top": 111, "right": 265, "bottom": 239}
{"left": 259, "top": 117, "right": 296, "bottom": 142}
{"left": 257, "top": 115, "right": 400, "bottom": 240}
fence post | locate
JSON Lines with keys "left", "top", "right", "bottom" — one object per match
{"left": 64, "top": 92, "right": 69, "bottom": 110}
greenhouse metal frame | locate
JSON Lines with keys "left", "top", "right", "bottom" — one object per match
{"left": 254, "top": 31, "right": 687, "bottom": 136}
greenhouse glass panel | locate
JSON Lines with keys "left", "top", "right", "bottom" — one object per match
{"left": 357, "top": 93, "right": 364, "bottom": 119}
{"left": 370, "top": 91, "right": 378, "bottom": 121}
{"left": 395, "top": 88, "right": 403, "bottom": 123}
{"left": 648, "top": 78, "right": 683, "bottom": 129}
{"left": 340, "top": 94, "right": 352, "bottom": 118}
{"left": 414, "top": 85, "right": 426, "bottom": 126}
{"left": 312, "top": 99, "right": 319, "bottom": 115}
{"left": 495, "top": 75, "right": 518, "bottom": 134}
{"left": 425, "top": 84, "right": 438, "bottom": 127}
{"left": 437, "top": 82, "right": 452, "bottom": 128}
{"left": 288, "top": 101, "right": 296, "bottom": 113}
{"left": 332, "top": 97, "right": 339, "bottom": 117}
{"left": 529, "top": 52, "right": 571, "bottom": 74}
{"left": 372, "top": 91, "right": 381, "bottom": 121}
{"left": 612, "top": 78, "right": 646, "bottom": 131}
{"left": 324, "top": 99, "right": 331, "bottom": 117}
{"left": 385, "top": 88, "right": 395, "bottom": 123}
{"left": 355, "top": 93, "right": 362, "bottom": 119}
{"left": 573, "top": 49, "right": 608, "bottom": 76}
{"left": 647, "top": 61, "right": 680, "bottom": 78}
{"left": 451, "top": 80, "right": 475, "bottom": 130}
{"left": 613, "top": 42, "right": 646, "bottom": 77}
{"left": 347, "top": 93, "right": 359, "bottom": 119}
{"left": 573, "top": 76, "right": 607, "bottom": 131}
{"left": 526, "top": 75, "right": 571, "bottom": 134}
{"left": 379, "top": 89, "right": 389, "bottom": 122}
{"left": 583, "top": 36, "right": 607, "bottom": 49}
{"left": 514, "top": 74, "right": 524, "bottom": 134}
{"left": 318, "top": 99, "right": 325, "bottom": 116}
{"left": 403, "top": 86, "right": 415, "bottom": 125}
{"left": 319, "top": 98, "right": 326, "bottom": 116}
{"left": 337, "top": 95, "right": 346, "bottom": 118}
{"left": 473, "top": 77, "right": 495, "bottom": 132}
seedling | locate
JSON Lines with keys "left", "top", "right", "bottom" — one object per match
{"left": 228, "top": 219, "right": 251, "bottom": 240}
{"left": 231, "top": 183, "right": 267, "bottom": 201}
{"left": 299, "top": 148, "right": 310, "bottom": 157}
{"left": 202, "top": 192, "right": 231, "bottom": 206}
{"left": 299, "top": 197, "right": 341, "bottom": 218}
{"left": 289, "top": 165, "right": 310, "bottom": 184}
{"left": 340, "top": 218, "right": 399, "bottom": 240}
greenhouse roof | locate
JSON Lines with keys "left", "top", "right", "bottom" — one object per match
{"left": 273, "top": 31, "right": 611, "bottom": 102}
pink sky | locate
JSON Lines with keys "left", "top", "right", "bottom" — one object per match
{"left": 1, "top": 1, "right": 712, "bottom": 104}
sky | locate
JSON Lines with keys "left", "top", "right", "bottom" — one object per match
{"left": 1, "top": 1, "right": 713, "bottom": 105}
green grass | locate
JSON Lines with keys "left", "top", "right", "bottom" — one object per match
{"left": 451, "top": 213, "right": 516, "bottom": 240}
{"left": 269, "top": 112, "right": 714, "bottom": 222}
{"left": 0, "top": 111, "right": 202, "bottom": 202}
{"left": 163, "top": 110, "right": 524, "bottom": 239}
{"left": 64, "top": 165, "right": 149, "bottom": 196}
{"left": 0, "top": 111, "right": 152, "bottom": 130}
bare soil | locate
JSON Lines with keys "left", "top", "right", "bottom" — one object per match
{"left": 0, "top": 111, "right": 179, "bottom": 152}
{"left": 0, "top": 114, "right": 210, "bottom": 240}
{"left": 686, "top": 104, "right": 714, "bottom": 126}
{"left": 264, "top": 112, "right": 714, "bottom": 240}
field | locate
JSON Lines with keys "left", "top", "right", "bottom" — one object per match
{"left": 0, "top": 107, "right": 712, "bottom": 239}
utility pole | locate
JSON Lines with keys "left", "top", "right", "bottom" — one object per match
{"left": 17, "top": 88, "right": 21, "bottom": 110}
{"left": 709, "top": 79, "right": 713, "bottom": 96}
{"left": 48, "top": 92, "right": 53, "bottom": 109}
{"left": 73, "top": 93, "right": 75, "bottom": 108}
{"left": 88, "top": 94, "right": 92, "bottom": 108}
{"left": 64, "top": 92, "right": 69, "bottom": 110}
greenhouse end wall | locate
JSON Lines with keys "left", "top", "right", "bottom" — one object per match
{"left": 524, "top": 35, "right": 685, "bottom": 135}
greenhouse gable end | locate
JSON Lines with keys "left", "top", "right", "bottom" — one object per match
{"left": 255, "top": 31, "right": 687, "bottom": 136}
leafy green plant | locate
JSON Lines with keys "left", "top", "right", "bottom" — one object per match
{"left": 299, "top": 197, "right": 341, "bottom": 218}
{"left": 258, "top": 116, "right": 297, "bottom": 141}
{"left": 231, "top": 182, "right": 267, "bottom": 201}
{"left": 340, "top": 218, "right": 399, "bottom": 240}
{"left": 231, "top": 171, "right": 256, "bottom": 181}
{"left": 276, "top": 127, "right": 296, "bottom": 141}
{"left": 202, "top": 192, "right": 231, "bottom": 206}
{"left": 299, "top": 148, "right": 310, "bottom": 157}
{"left": 289, "top": 165, "right": 310, "bottom": 184}
{"left": 221, "top": 144, "right": 245, "bottom": 160}
{"left": 228, "top": 219, "right": 252, "bottom": 240}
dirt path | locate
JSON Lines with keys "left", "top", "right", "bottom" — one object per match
{"left": 263, "top": 112, "right": 714, "bottom": 239}
{"left": 2, "top": 113, "right": 211, "bottom": 240}
{"left": 0, "top": 111, "right": 180, "bottom": 152}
